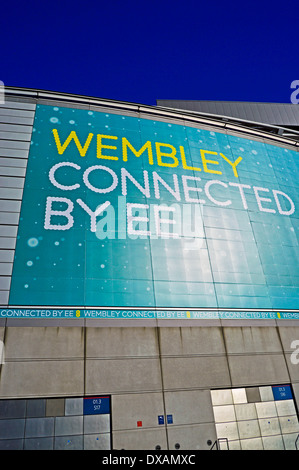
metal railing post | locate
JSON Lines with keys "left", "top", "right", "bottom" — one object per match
{"left": 209, "top": 438, "right": 229, "bottom": 450}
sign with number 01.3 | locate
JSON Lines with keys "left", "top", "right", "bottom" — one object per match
{"left": 83, "top": 396, "right": 110, "bottom": 415}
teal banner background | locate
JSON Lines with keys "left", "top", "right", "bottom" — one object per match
{"left": 8, "top": 104, "right": 299, "bottom": 311}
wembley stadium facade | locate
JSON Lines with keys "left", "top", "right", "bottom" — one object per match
{"left": 0, "top": 87, "right": 298, "bottom": 450}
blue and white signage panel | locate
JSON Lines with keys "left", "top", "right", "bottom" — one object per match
{"left": 83, "top": 396, "right": 110, "bottom": 415}
{"left": 272, "top": 385, "right": 293, "bottom": 401}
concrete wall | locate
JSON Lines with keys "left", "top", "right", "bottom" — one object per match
{"left": 0, "top": 324, "right": 298, "bottom": 450}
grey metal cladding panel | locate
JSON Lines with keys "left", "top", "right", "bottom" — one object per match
{"left": 0, "top": 276, "right": 11, "bottom": 290}
{"left": 185, "top": 101, "right": 198, "bottom": 112}
{"left": 159, "top": 99, "right": 184, "bottom": 110}
{"left": 0, "top": 100, "right": 36, "bottom": 111}
{"left": 0, "top": 291, "right": 9, "bottom": 305}
{"left": 255, "top": 103, "right": 282, "bottom": 125}
{"left": 175, "top": 101, "right": 197, "bottom": 112}
{"left": 234, "top": 102, "right": 288, "bottom": 124}
{"left": 0, "top": 199, "right": 21, "bottom": 212}
{"left": 0, "top": 123, "right": 33, "bottom": 134}
{"left": 227, "top": 102, "right": 244, "bottom": 121}
{"left": 0, "top": 212, "right": 20, "bottom": 225}
{"left": 216, "top": 102, "right": 233, "bottom": 116}
{"left": 0, "top": 157, "right": 28, "bottom": 168}
{"left": 0, "top": 238, "right": 16, "bottom": 249}
{"left": 0, "top": 148, "right": 30, "bottom": 158}
{"left": 204, "top": 101, "right": 244, "bottom": 121}
{"left": 197, "top": 101, "right": 217, "bottom": 113}
{"left": 0, "top": 249, "right": 14, "bottom": 263}
{"left": 288, "top": 104, "right": 299, "bottom": 125}
{"left": 215, "top": 102, "right": 229, "bottom": 117}
{"left": 0, "top": 188, "right": 23, "bottom": 200}
{"left": 188, "top": 101, "right": 207, "bottom": 112}
{"left": 0, "top": 166, "right": 26, "bottom": 177}
{"left": 0, "top": 107, "right": 35, "bottom": 118}
{"left": 0, "top": 131, "right": 31, "bottom": 142}
{"left": 259, "top": 104, "right": 275, "bottom": 124}
{"left": 198, "top": 101, "right": 219, "bottom": 115}
{"left": 220, "top": 102, "right": 253, "bottom": 122}
{"left": 266, "top": 103, "right": 284, "bottom": 124}
{"left": 251, "top": 103, "right": 267, "bottom": 124}
{"left": 220, "top": 102, "right": 248, "bottom": 120}
{"left": 0, "top": 114, "right": 34, "bottom": 125}
{"left": 0, "top": 225, "right": 18, "bottom": 237}
{"left": 0, "top": 262, "right": 13, "bottom": 275}
{"left": 212, "top": 102, "right": 226, "bottom": 115}
{"left": 0, "top": 176, "right": 25, "bottom": 189}
{"left": 0, "top": 99, "right": 34, "bottom": 308}
{"left": 242, "top": 103, "right": 259, "bottom": 122}
{"left": 159, "top": 100, "right": 299, "bottom": 126}
{"left": 158, "top": 99, "right": 191, "bottom": 108}
{"left": 0, "top": 140, "right": 30, "bottom": 150}
{"left": 276, "top": 104, "right": 299, "bottom": 125}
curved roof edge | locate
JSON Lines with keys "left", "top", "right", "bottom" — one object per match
{"left": 4, "top": 86, "right": 299, "bottom": 148}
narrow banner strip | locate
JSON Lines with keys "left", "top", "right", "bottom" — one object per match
{"left": 1, "top": 309, "right": 298, "bottom": 319}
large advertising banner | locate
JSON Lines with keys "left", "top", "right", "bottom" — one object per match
{"left": 6, "top": 104, "right": 299, "bottom": 319}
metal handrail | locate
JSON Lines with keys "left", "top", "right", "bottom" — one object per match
{"left": 210, "top": 438, "right": 229, "bottom": 450}
{"left": 210, "top": 434, "right": 299, "bottom": 450}
{"left": 4, "top": 86, "right": 299, "bottom": 147}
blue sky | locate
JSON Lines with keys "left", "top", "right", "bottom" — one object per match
{"left": 1, "top": 0, "right": 298, "bottom": 105}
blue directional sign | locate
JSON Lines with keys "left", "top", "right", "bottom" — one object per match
{"left": 83, "top": 396, "right": 110, "bottom": 415}
{"left": 167, "top": 415, "right": 173, "bottom": 424}
{"left": 158, "top": 415, "right": 164, "bottom": 425}
{"left": 272, "top": 385, "right": 293, "bottom": 401}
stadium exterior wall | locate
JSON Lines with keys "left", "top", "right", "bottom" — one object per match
{"left": 0, "top": 88, "right": 298, "bottom": 450}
